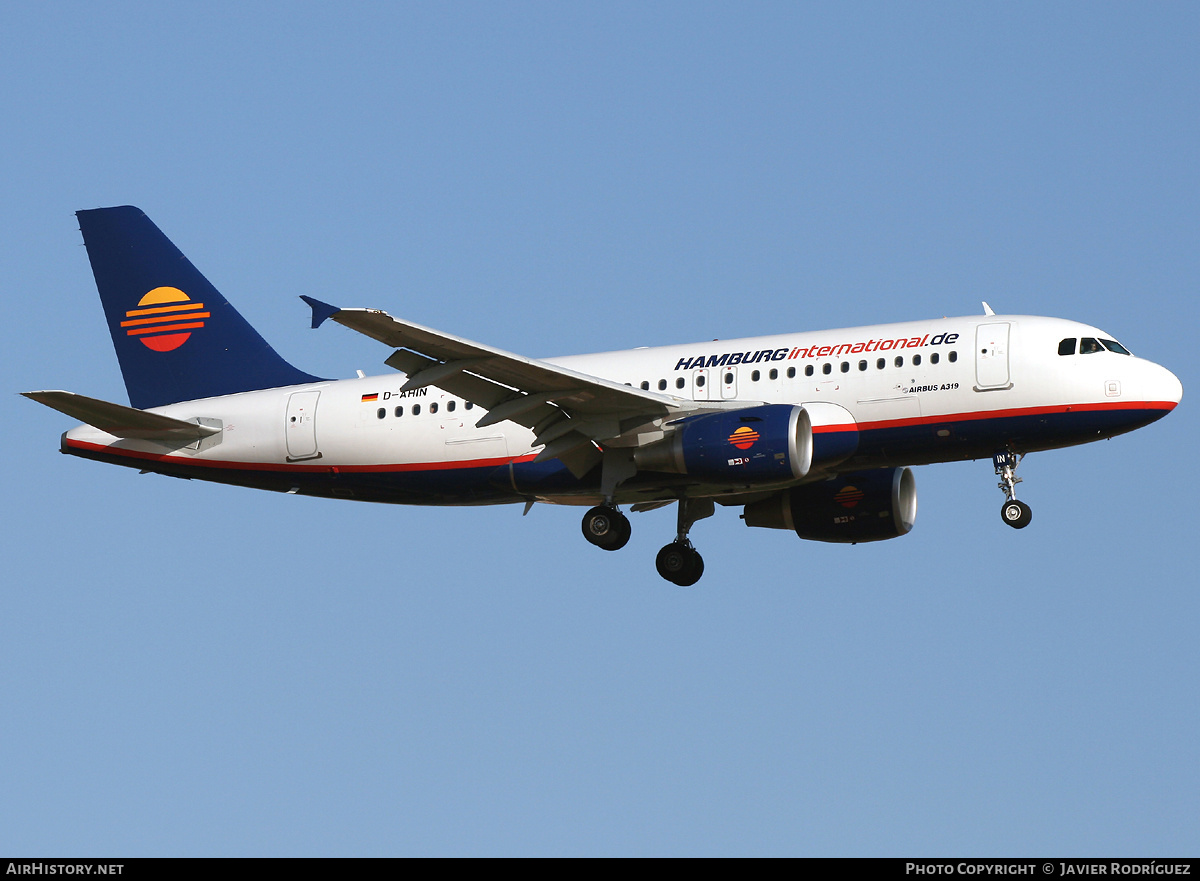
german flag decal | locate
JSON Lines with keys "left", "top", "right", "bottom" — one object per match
{"left": 835, "top": 485, "right": 865, "bottom": 508}
{"left": 729, "top": 426, "right": 760, "bottom": 450}
{"left": 361, "top": 393, "right": 379, "bottom": 402}
{"left": 120, "top": 287, "right": 209, "bottom": 352}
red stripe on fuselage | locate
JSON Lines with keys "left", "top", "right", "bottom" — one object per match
{"left": 853, "top": 400, "right": 1176, "bottom": 432}
{"left": 64, "top": 438, "right": 537, "bottom": 473}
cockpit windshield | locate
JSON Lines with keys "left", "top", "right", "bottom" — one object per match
{"left": 1059, "top": 336, "right": 1133, "bottom": 356}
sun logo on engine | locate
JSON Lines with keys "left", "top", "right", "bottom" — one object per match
{"left": 119, "top": 286, "right": 210, "bottom": 352}
{"left": 835, "top": 485, "right": 865, "bottom": 508}
{"left": 728, "top": 426, "right": 760, "bottom": 450}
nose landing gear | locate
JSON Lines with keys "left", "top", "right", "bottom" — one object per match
{"left": 993, "top": 450, "right": 1032, "bottom": 529}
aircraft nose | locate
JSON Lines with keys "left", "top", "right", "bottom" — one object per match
{"left": 1156, "top": 363, "right": 1183, "bottom": 408}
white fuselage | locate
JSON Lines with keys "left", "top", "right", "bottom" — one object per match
{"left": 62, "top": 313, "right": 1182, "bottom": 506}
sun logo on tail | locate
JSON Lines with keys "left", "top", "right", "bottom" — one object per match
{"left": 120, "top": 287, "right": 209, "bottom": 352}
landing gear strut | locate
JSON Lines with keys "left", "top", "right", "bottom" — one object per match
{"left": 581, "top": 505, "right": 631, "bottom": 551}
{"left": 656, "top": 498, "right": 714, "bottom": 586}
{"left": 993, "top": 450, "right": 1032, "bottom": 529}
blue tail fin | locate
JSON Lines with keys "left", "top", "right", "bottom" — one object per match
{"left": 77, "top": 206, "right": 322, "bottom": 409}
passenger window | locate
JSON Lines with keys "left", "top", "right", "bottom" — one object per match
{"left": 822, "top": 363, "right": 832, "bottom": 375}
{"left": 1101, "top": 339, "right": 1130, "bottom": 355}
{"left": 948, "top": 351, "right": 958, "bottom": 362}
{"left": 430, "top": 402, "right": 438, "bottom": 414}
{"left": 787, "top": 367, "right": 796, "bottom": 378}
{"left": 725, "top": 372, "right": 734, "bottom": 384}
{"left": 447, "top": 401, "right": 455, "bottom": 412}
{"left": 676, "top": 377, "right": 685, "bottom": 389}
{"left": 894, "top": 356, "right": 903, "bottom": 368}
{"left": 913, "top": 354, "right": 921, "bottom": 366}
{"left": 931, "top": 352, "right": 939, "bottom": 364}
{"left": 840, "top": 361, "right": 849, "bottom": 373}
{"left": 1058, "top": 338, "right": 1077, "bottom": 356}
{"left": 805, "top": 365, "right": 814, "bottom": 377}
{"left": 394, "top": 406, "right": 404, "bottom": 417}
{"left": 876, "top": 358, "right": 885, "bottom": 369}
{"left": 465, "top": 402, "right": 473, "bottom": 410}
{"left": 1080, "top": 338, "right": 1102, "bottom": 354}
{"left": 377, "top": 408, "right": 385, "bottom": 419}
{"left": 640, "top": 381, "right": 649, "bottom": 390}
{"left": 658, "top": 379, "right": 667, "bottom": 390}
{"left": 697, "top": 375, "right": 706, "bottom": 387}
{"left": 412, "top": 404, "right": 421, "bottom": 415}
{"left": 751, "top": 370, "right": 760, "bottom": 382}
{"left": 859, "top": 360, "right": 867, "bottom": 371}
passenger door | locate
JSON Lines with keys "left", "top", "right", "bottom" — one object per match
{"left": 975, "top": 322, "right": 1012, "bottom": 390}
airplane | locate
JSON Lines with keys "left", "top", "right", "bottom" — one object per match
{"left": 25, "top": 206, "right": 1183, "bottom": 586}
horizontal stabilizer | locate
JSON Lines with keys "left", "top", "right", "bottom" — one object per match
{"left": 22, "top": 391, "right": 221, "bottom": 441}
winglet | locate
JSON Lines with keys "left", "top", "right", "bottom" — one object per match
{"left": 300, "top": 295, "right": 341, "bottom": 329}
{"left": 982, "top": 301, "right": 996, "bottom": 316}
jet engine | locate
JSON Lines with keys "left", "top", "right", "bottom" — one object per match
{"left": 634, "top": 402, "right": 861, "bottom": 487}
{"left": 634, "top": 404, "right": 812, "bottom": 483}
{"left": 743, "top": 466, "right": 917, "bottom": 542}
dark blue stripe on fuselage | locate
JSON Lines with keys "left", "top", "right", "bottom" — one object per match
{"left": 847, "top": 404, "right": 1170, "bottom": 469}
{"left": 68, "top": 405, "right": 1171, "bottom": 504}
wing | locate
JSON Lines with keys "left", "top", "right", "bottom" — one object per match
{"left": 301, "top": 297, "right": 750, "bottom": 476}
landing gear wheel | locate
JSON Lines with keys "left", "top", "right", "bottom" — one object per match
{"left": 1001, "top": 499, "right": 1032, "bottom": 529}
{"left": 655, "top": 542, "right": 705, "bottom": 586}
{"left": 582, "top": 506, "right": 631, "bottom": 551}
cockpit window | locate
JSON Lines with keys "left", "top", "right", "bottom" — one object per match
{"left": 1080, "top": 337, "right": 1103, "bottom": 355}
{"left": 1101, "top": 339, "right": 1131, "bottom": 355}
{"left": 1058, "top": 338, "right": 1076, "bottom": 356}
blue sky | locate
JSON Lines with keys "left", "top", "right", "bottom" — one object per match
{"left": 2, "top": 2, "right": 1197, "bottom": 856}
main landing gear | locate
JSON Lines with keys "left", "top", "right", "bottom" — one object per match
{"left": 993, "top": 450, "right": 1032, "bottom": 529}
{"left": 655, "top": 541, "right": 703, "bottom": 587}
{"left": 581, "top": 505, "right": 631, "bottom": 551}
{"left": 579, "top": 498, "right": 714, "bottom": 586}
{"left": 655, "top": 498, "right": 714, "bottom": 587}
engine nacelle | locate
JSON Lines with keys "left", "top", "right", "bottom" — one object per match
{"left": 634, "top": 404, "right": 812, "bottom": 483}
{"left": 801, "top": 401, "right": 859, "bottom": 473}
{"left": 743, "top": 467, "right": 917, "bottom": 543}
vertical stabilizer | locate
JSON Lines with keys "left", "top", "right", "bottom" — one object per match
{"left": 77, "top": 206, "right": 322, "bottom": 408}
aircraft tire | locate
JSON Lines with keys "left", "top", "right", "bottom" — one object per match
{"left": 1001, "top": 499, "right": 1032, "bottom": 529}
{"left": 582, "top": 506, "right": 631, "bottom": 550}
{"left": 655, "top": 542, "right": 704, "bottom": 586}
